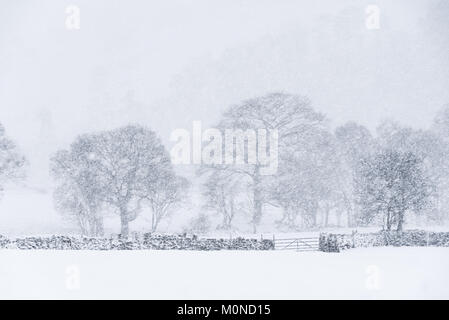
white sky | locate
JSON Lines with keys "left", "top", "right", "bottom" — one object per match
{"left": 0, "top": 0, "right": 448, "bottom": 185}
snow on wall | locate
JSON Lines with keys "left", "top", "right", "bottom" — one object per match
{"left": 0, "top": 234, "right": 274, "bottom": 251}
{"left": 319, "top": 230, "right": 449, "bottom": 252}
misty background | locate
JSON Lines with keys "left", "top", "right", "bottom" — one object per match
{"left": 0, "top": 0, "right": 448, "bottom": 235}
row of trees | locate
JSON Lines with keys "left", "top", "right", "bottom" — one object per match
{"left": 200, "top": 93, "right": 449, "bottom": 233}
{"left": 1, "top": 93, "right": 449, "bottom": 235}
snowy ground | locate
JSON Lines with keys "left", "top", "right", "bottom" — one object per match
{"left": 0, "top": 247, "right": 448, "bottom": 299}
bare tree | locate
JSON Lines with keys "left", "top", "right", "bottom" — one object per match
{"left": 335, "top": 122, "right": 375, "bottom": 227}
{"left": 355, "top": 149, "right": 432, "bottom": 231}
{"left": 52, "top": 125, "right": 174, "bottom": 238}
{"left": 0, "top": 123, "right": 26, "bottom": 200}
{"left": 272, "top": 130, "right": 340, "bottom": 229}
{"left": 377, "top": 120, "right": 448, "bottom": 224}
{"left": 202, "top": 170, "right": 241, "bottom": 230}
{"left": 142, "top": 174, "right": 189, "bottom": 232}
{"left": 185, "top": 213, "right": 211, "bottom": 235}
{"left": 51, "top": 147, "right": 104, "bottom": 236}
{"left": 201, "top": 92, "right": 326, "bottom": 233}
{"left": 53, "top": 181, "right": 104, "bottom": 236}
{"left": 428, "top": 106, "right": 449, "bottom": 223}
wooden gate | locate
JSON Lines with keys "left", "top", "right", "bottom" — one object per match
{"left": 273, "top": 237, "right": 319, "bottom": 252}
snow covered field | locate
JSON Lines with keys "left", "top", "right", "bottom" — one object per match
{"left": 0, "top": 247, "right": 448, "bottom": 300}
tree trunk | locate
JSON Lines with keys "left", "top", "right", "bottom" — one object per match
{"left": 152, "top": 211, "right": 161, "bottom": 232}
{"left": 120, "top": 208, "right": 129, "bottom": 238}
{"left": 347, "top": 211, "right": 352, "bottom": 228}
{"left": 342, "top": 194, "right": 352, "bottom": 227}
{"left": 95, "top": 216, "right": 104, "bottom": 237}
{"left": 151, "top": 211, "right": 156, "bottom": 232}
{"left": 336, "top": 210, "right": 342, "bottom": 227}
{"left": 397, "top": 212, "right": 404, "bottom": 231}
{"left": 228, "top": 197, "right": 235, "bottom": 229}
{"left": 252, "top": 167, "right": 262, "bottom": 234}
{"left": 309, "top": 201, "right": 318, "bottom": 228}
{"left": 324, "top": 203, "right": 330, "bottom": 227}
{"left": 253, "top": 200, "right": 262, "bottom": 233}
{"left": 386, "top": 209, "right": 392, "bottom": 231}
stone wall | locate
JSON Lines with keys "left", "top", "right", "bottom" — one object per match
{"left": 0, "top": 234, "right": 275, "bottom": 251}
{"left": 319, "top": 230, "right": 449, "bottom": 252}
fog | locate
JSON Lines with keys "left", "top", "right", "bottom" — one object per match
{"left": 0, "top": 0, "right": 448, "bottom": 235}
